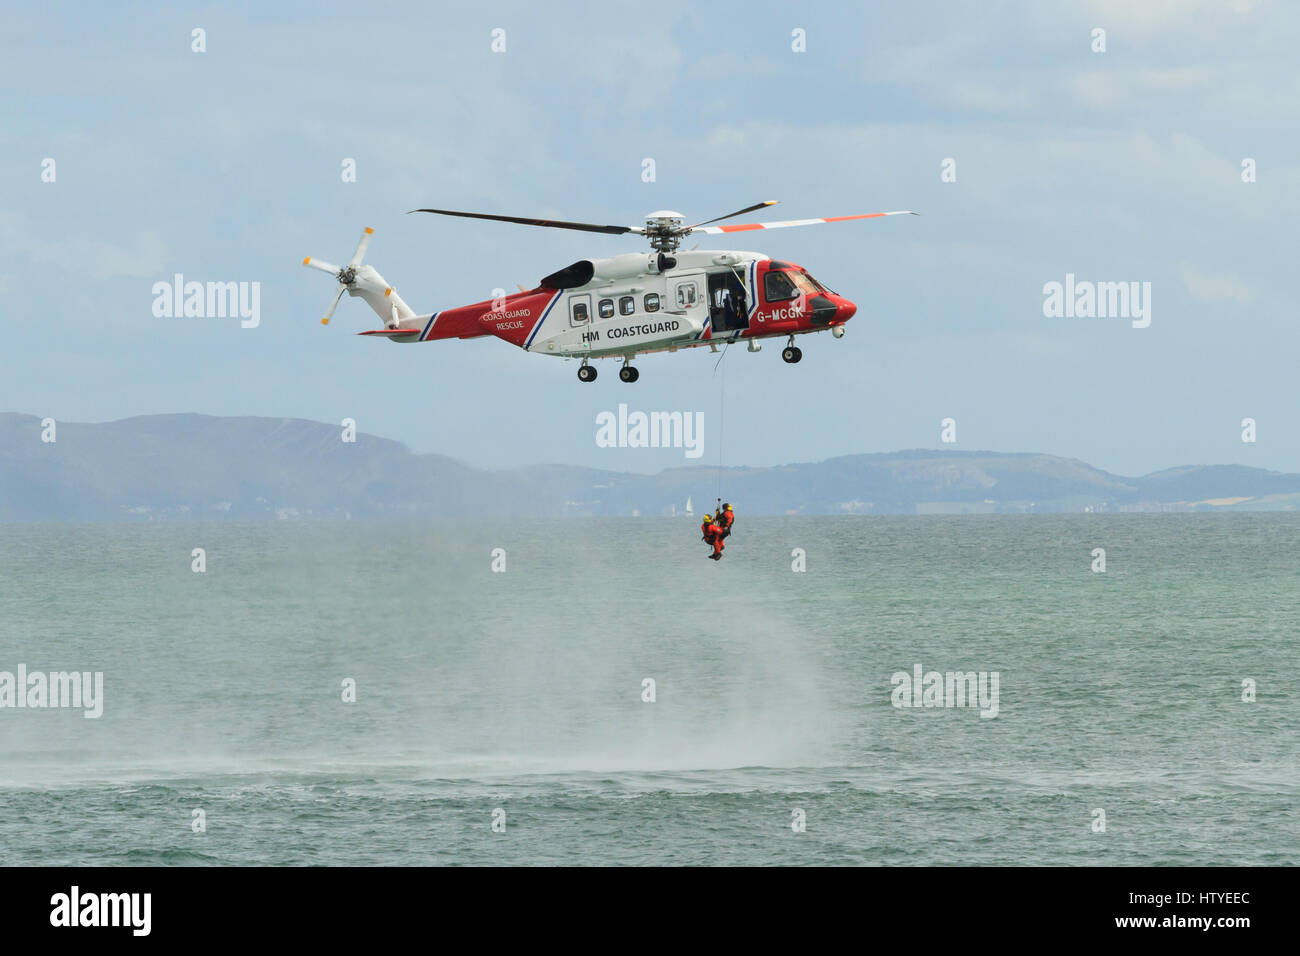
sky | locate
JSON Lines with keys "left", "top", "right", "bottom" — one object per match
{"left": 2, "top": 0, "right": 1296, "bottom": 477}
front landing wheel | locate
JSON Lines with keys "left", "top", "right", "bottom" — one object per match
{"left": 578, "top": 364, "right": 597, "bottom": 382}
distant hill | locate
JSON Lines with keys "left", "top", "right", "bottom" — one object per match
{"left": 3, "top": 412, "right": 1299, "bottom": 520}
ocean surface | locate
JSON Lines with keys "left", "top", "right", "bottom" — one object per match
{"left": 1, "top": 515, "right": 1296, "bottom": 866}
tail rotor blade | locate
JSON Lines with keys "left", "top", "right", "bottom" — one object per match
{"left": 321, "top": 285, "right": 346, "bottom": 326}
{"left": 347, "top": 227, "right": 374, "bottom": 268}
{"left": 303, "top": 256, "right": 341, "bottom": 276}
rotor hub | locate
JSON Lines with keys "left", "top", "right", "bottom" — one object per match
{"left": 644, "top": 210, "right": 687, "bottom": 253}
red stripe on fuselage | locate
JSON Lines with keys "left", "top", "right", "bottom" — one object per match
{"left": 422, "top": 288, "right": 554, "bottom": 347}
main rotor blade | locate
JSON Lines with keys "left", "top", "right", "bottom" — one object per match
{"left": 347, "top": 227, "right": 373, "bottom": 269}
{"left": 303, "top": 256, "right": 342, "bottom": 275}
{"left": 410, "top": 208, "right": 633, "bottom": 235}
{"left": 687, "top": 200, "right": 779, "bottom": 230}
{"left": 694, "top": 209, "right": 918, "bottom": 235}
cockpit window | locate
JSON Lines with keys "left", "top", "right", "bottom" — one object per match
{"left": 764, "top": 270, "right": 797, "bottom": 302}
{"left": 795, "top": 271, "right": 830, "bottom": 294}
{"left": 766, "top": 269, "right": 830, "bottom": 302}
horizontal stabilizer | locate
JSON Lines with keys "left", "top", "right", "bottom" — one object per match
{"left": 358, "top": 328, "right": 420, "bottom": 338}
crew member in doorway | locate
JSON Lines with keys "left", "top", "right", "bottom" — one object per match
{"left": 717, "top": 503, "right": 735, "bottom": 540}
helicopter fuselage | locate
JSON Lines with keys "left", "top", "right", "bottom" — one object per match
{"left": 395, "top": 249, "right": 858, "bottom": 361}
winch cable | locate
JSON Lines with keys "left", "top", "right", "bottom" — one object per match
{"left": 713, "top": 339, "right": 730, "bottom": 507}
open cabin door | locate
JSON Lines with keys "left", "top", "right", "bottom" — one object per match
{"left": 708, "top": 268, "right": 750, "bottom": 335}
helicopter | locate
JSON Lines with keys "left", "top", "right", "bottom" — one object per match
{"left": 302, "top": 201, "right": 916, "bottom": 382}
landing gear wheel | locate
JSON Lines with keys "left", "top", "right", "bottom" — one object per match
{"left": 782, "top": 346, "right": 802, "bottom": 364}
{"left": 619, "top": 366, "right": 639, "bottom": 383}
{"left": 578, "top": 364, "right": 597, "bottom": 382}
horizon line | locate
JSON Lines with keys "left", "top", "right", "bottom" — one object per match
{"left": 1, "top": 410, "right": 1289, "bottom": 481}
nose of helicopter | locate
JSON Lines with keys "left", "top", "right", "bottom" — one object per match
{"left": 838, "top": 298, "right": 857, "bottom": 321}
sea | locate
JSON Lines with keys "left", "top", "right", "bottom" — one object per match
{"left": 1, "top": 515, "right": 1296, "bottom": 865}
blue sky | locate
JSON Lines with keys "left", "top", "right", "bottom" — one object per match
{"left": 2, "top": 0, "right": 1295, "bottom": 476}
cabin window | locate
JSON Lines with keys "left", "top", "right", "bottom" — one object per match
{"left": 598, "top": 298, "right": 615, "bottom": 319}
{"left": 570, "top": 300, "right": 589, "bottom": 325}
{"left": 644, "top": 293, "right": 660, "bottom": 313}
{"left": 764, "top": 270, "right": 797, "bottom": 303}
{"left": 675, "top": 282, "right": 698, "bottom": 309}
{"left": 619, "top": 295, "right": 635, "bottom": 316}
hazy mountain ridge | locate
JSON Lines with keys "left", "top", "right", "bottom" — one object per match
{"left": 3, "top": 412, "right": 1298, "bottom": 520}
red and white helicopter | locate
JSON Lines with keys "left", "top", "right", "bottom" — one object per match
{"left": 303, "top": 201, "right": 916, "bottom": 382}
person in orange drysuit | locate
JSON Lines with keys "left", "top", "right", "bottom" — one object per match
{"left": 717, "top": 503, "right": 735, "bottom": 540}
{"left": 701, "top": 513, "right": 725, "bottom": 560}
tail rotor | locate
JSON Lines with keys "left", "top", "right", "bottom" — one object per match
{"left": 302, "top": 227, "right": 376, "bottom": 326}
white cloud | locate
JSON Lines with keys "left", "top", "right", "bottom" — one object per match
{"left": 0, "top": 211, "right": 168, "bottom": 280}
{"left": 1085, "top": 0, "right": 1259, "bottom": 29}
{"left": 1068, "top": 68, "right": 1211, "bottom": 110}
{"left": 1182, "top": 267, "right": 1252, "bottom": 303}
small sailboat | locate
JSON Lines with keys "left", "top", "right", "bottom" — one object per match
{"left": 685, "top": 496, "right": 694, "bottom": 517}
